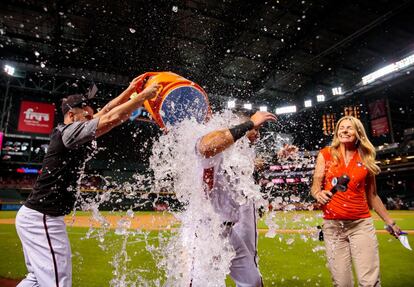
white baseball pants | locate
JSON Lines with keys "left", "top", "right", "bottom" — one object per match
{"left": 15, "top": 205, "right": 72, "bottom": 287}
{"left": 230, "top": 202, "right": 262, "bottom": 287}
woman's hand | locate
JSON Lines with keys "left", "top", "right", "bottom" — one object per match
{"left": 386, "top": 222, "right": 402, "bottom": 239}
{"left": 314, "top": 190, "right": 333, "bottom": 205}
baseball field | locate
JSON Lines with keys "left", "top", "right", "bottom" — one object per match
{"left": 1, "top": 210, "right": 413, "bottom": 286}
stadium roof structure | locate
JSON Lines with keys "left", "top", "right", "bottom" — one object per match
{"left": 1, "top": 0, "right": 414, "bottom": 108}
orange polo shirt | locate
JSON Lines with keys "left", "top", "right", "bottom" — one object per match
{"left": 320, "top": 147, "right": 371, "bottom": 220}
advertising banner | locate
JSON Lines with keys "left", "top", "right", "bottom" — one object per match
{"left": 368, "top": 99, "right": 390, "bottom": 137}
{"left": 368, "top": 99, "right": 387, "bottom": 119}
{"left": 371, "top": 117, "right": 389, "bottom": 136}
{"left": 17, "top": 101, "right": 55, "bottom": 134}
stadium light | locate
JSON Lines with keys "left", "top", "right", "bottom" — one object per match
{"left": 304, "top": 100, "right": 312, "bottom": 108}
{"left": 227, "top": 100, "right": 236, "bottom": 109}
{"left": 4, "top": 65, "right": 15, "bottom": 76}
{"left": 332, "top": 87, "right": 343, "bottom": 95}
{"left": 243, "top": 103, "right": 252, "bottom": 110}
{"left": 275, "top": 105, "right": 297, "bottom": 115}
{"left": 316, "top": 94, "right": 325, "bottom": 102}
{"left": 259, "top": 106, "right": 267, "bottom": 112}
{"left": 362, "top": 53, "right": 414, "bottom": 85}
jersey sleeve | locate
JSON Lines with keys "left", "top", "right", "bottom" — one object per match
{"left": 61, "top": 118, "right": 99, "bottom": 149}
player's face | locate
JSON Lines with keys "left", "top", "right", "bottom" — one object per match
{"left": 71, "top": 106, "right": 94, "bottom": 122}
{"left": 82, "top": 106, "right": 94, "bottom": 120}
{"left": 337, "top": 119, "right": 357, "bottom": 145}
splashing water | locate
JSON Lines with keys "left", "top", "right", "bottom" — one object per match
{"left": 264, "top": 211, "right": 279, "bottom": 238}
{"left": 69, "top": 139, "right": 159, "bottom": 285}
{"left": 67, "top": 109, "right": 326, "bottom": 286}
{"left": 149, "top": 110, "right": 264, "bottom": 286}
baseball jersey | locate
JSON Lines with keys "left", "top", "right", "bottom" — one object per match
{"left": 25, "top": 118, "right": 99, "bottom": 216}
{"left": 194, "top": 140, "right": 263, "bottom": 286}
{"left": 197, "top": 151, "right": 241, "bottom": 223}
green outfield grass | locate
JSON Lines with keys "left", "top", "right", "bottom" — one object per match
{"left": 1, "top": 210, "right": 413, "bottom": 286}
{"left": 256, "top": 210, "right": 414, "bottom": 230}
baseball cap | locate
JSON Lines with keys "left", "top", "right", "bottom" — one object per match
{"left": 61, "top": 84, "right": 98, "bottom": 115}
{"left": 61, "top": 94, "right": 91, "bottom": 115}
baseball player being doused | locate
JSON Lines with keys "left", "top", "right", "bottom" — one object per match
{"left": 134, "top": 71, "right": 278, "bottom": 286}
{"left": 138, "top": 72, "right": 292, "bottom": 286}
{"left": 194, "top": 110, "right": 277, "bottom": 286}
{"left": 15, "top": 77, "right": 160, "bottom": 287}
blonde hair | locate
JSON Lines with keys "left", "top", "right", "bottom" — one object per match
{"left": 330, "top": 116, "right": 381, "bottom": 175}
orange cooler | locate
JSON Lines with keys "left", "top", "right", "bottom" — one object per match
{"left": 138, "top": 72, "right": 211, "bottom": 129}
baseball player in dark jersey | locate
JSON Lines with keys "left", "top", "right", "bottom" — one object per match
{"left": 196, "top": 111, "right": 276, "bottom": 286}
{"left": 15, "top": 77, "right": 160, "bottom": 287}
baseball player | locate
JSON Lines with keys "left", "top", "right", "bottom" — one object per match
{"left": 196, "top": 111, "right": 277, "bottom": 286}
{"left": 15, "top": 77, "right": 160, "bottom": 287}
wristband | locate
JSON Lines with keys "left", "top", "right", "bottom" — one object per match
{"left": 229, "top": 120, "right": 254, "bottom": 141}
{"left": 130, "top": 92, "right": 139, "bottom": 100}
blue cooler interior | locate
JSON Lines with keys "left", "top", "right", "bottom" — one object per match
{"left": 160, "top": 86, "right": 209, "bottom": 126}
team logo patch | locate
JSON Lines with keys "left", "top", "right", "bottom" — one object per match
{"left": 331, "top": 177, "right": 338, "bottom": 186}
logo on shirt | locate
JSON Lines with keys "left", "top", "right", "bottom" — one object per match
{"left": 331, "top": 177, "right": 338, "bottom": 187}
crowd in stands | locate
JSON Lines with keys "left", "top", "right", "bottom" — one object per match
{"left": 0, "top": 175, "right": 104, "bottom": 191}
{"left": 386, "top": 196, "right": 414, "bottom": 210}
{"left": 79, "top": 175, "right": 102, "bottom": 190}
{"left": 0, "top": 175, "right": 36, "bottom": 189}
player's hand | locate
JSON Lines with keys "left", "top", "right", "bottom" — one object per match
{"left": 254, "top": 157, "right": 265, "bottom": 171}
{"left": 140, "top": 83, "right": 161, "bottom": 101}
{"left": 129, "top": 75, "right": 146, "bottom": 92}
{"left": 250, "top": 111, "right": 277, "bottom": 128}
{"left": 277, "top": 143, "right": 299, "bottom": 160}
{"left": 314, "top": 190, "right": 332, "bottom": 205}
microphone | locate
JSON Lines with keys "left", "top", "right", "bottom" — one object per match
{"left": 330, "top": 174, "right": 350, "bottom": 195}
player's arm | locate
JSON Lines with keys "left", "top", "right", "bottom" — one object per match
{"left": 94, "top": 75, "right": 145, "bottom": 118}
{"left": 198, "top": 111, "right": 276, "bottom": 158}
{"left": 95, "top": 83, "right": 160, "bottom": 137}
{"left": 198, "top": 129, "right": 234, "bottom": 158}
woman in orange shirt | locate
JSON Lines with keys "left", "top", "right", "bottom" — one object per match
{"left": 311, "top": 116, "right": 401, "bottom": 287}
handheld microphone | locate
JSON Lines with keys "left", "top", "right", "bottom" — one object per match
{"left": 330, "top": 174, "right": 350, "bottom": 195}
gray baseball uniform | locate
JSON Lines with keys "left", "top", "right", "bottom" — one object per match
{"left": 15, "top": 118, "right": 99, "bottom": 287}
{"left": 198, "top": 151, "right": 262, "bottom": 287}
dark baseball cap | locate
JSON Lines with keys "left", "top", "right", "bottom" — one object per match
{"left": 61, "top": 94, "right": 91, "bottom": 115}
{"left": 61, "top": 84, "right": 98, "bottom": 115}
